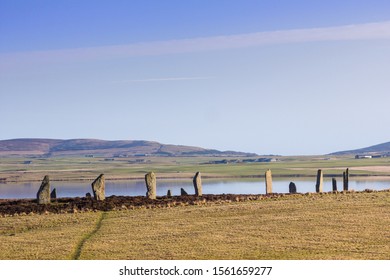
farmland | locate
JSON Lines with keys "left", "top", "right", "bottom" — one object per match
{"left": 1, "top": 155, "right": 390, "bottom": 183}
{"left": 0, "top": 190, "right": 389, "bottom": 260}
{"left": 1, "top": 154, "right": 389, "bottom": 260}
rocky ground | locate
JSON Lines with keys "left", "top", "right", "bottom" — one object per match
{"left": 0, "top": 194, "right": 269, "bottom": 216}
{"left": 1, "top": 190, "right": 387, "bottom": 217}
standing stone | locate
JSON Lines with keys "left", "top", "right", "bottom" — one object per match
{"left": 343, "top": 172, "right": 346, "bottom": 190}
{"left": 265, "top": 169, "right": 272, "bottom": 194}
{"left": 37, "top": 175, "right": 51, "bottom": 204}
{"left": 332, "top": 178, "right": 337, "bottom": 192}
{"left": 289, "top": 182, "right": 297, "bottom": 194}
{"left": 193, "top": 172, "right": 203, "bottom": 197}
{"left": 50, "top": 188, "right": 57, "bottom": 199}
{"left": 91, "top": 174, "right": 105, "bottom": 201}
{"left": 167, "top": 189, "right": 172, "bottom": 198}
{"left": 315, "top": 169, "right": 323, "bottom": 193}
{"left": 343, "top": 168, "right": 349, "bottom": 191}
{"left": 181, "top": 188, "right": 188, "bottom": 196}
{"left": 86, "top": 192, "right": 92, "bottom": 199}
{"left": 145, "top": 172, "right": 156, "bottom": 199}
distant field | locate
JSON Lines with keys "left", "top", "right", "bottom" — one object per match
{"left": 0, "top": 191, "right": 389, "bottom": 260}
{"left": 0, "top": 155, "right": 390, "bottom": 183}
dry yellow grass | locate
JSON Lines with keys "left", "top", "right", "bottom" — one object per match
{"left": 80, "top": 191, "right": 390, "bottom": 260}
{"left": 0, "top": 212, "right": 100, "bottom": 259}
{"left": 1, "top": 191, "right": 389, "bottom": 260}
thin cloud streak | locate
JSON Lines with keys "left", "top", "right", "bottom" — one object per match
{"left": 111, "top": 77, "right": 214, "bottom": 83}
{"left": 2, "top": 21, "right": 390, "bottom": 68}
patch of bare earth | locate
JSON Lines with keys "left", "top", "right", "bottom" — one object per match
{"left": 349, "top": 166, "right": 390, "bottom": 172}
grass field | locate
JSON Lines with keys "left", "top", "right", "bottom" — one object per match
{"left": 1, "top": 155, "right": 390, "bottom": 183}
{"left": 1, "top": 191, "right": 389, "bottom": 260}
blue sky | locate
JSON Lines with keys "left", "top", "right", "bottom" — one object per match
{"left": 1, "top": 0, "right": 390, "bottom": 155}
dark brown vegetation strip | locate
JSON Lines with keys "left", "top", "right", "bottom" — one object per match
{"left": 0, "top": 189, "right": 388, "bottom": 216}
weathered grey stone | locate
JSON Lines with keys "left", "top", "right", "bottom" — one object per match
{"left": 265, "top": 169, "right": 272, "bottom": 194}
{"left": 50, "top": 188, "right": 57, "bottom": 199}
{"left": 167, "top": 189, "right": 172, "bottom": 198}
{"left": 343, "top": 168, "right": 349, "bottom": 191}
{"left": 332, "top": 178, "right": 337, "bottom": 192}
{"left": 145, "top": 172, "right": 156, "bottom": 199}
{"left": 315, "top": 169, "right": 323, "bottom": 193}
{"left": 181, "top": 188, "right": 188, "bottom": 196}
{"left": 193, "top": 172, "right": 202, "bottom": 197}
{"left": 289, "top": 182, "right": 297, "bottom": 194}
{"left": 91, "top": 174, "right": 105, "bottom": 201}
{"left": 37, "top": 175, "right": 50, "bottom": 204}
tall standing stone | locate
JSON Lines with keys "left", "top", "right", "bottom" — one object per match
{"left": 289, "top": 182, "right": 297, "bottom": 194}
{"left": 91, "top": 174, "right": 105, "bottom": 201}
{"left": 332, "top": 178, "right": 337, "bottom": 192}
{"left": 343, "top": 168, "right": 349, "bottom": 191}
{"left": 265, "top": 169, "right": 272, "bottom": 194}
{"left": 315, "top": 169, "right": 323, "bottom": 193}
{"left": 37, "top": 175, "right": 51, "bottom": 204}
{"left": 193, "top": 172, "right": 203, "bottom": 197}
{"left": 167, "top": 189, "right": 172, "bottom": 198}
{"left": 145, "top": 172, "right": 156, "bottom": 199}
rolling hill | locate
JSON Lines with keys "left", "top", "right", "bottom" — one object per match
{"left": 0, "top": 138, "right": 257, "bottom": 158}
{"left": 331, "top": 141, "right": 390, "bottom": 156}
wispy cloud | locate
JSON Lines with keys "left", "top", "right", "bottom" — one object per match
{"left": 111, "top": 76, "right": 214, "bottom": 83}
{"left": 2, "top": 21, "right": 390, "bottom": 68}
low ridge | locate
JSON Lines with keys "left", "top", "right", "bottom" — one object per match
{"left": 0, "top": 138, "right": 257, "bottom": 158}
{"left": 330, "top": 141, "right": 390, "bottom": 156}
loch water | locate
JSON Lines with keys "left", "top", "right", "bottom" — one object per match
{"left": 1, "top": 178, "right": 389, "bottom": 199}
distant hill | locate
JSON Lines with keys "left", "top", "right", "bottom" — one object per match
{"left": 331, "top": 141, "right": 390, "bottom": 156}
{"left": 0, "top": 138, "right": 257, "bottom": 158}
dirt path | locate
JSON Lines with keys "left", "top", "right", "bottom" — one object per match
{"left": 71, "top": 211, "right": 107, "bottom": 260}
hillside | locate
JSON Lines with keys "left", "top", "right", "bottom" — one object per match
{"left": 331, "top": 141, "right": 390, "bottom": 156}
{"left": 0, "top": 138, "right": 257, "bottom": 158}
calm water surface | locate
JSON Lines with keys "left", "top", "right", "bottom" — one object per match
{"left": 1, "top": 178, "right": 389, "bottom": 199}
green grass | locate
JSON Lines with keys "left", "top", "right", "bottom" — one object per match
{"left": 1, "top": 155, "right": 390, "bottom": 183}
{"left": 1, "top": 191, "right": 389, "bottom": 260}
